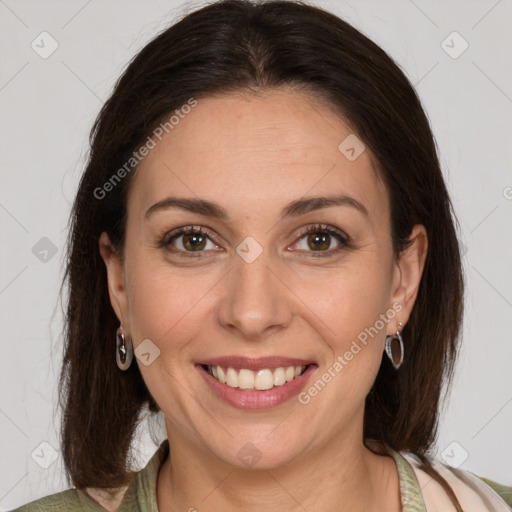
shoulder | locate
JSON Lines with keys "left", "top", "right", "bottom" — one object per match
{"left": 9, "top": 440, "right": 164, "bottom": 512}
{"left": 478, "top": 477, "right": 512, "bottom": 509}
{"left": 402, "top": 453, "right": 512, "bottom": 511}
{"left": 9, "top": 486, "right": 125, "bottom": 512}
{"left": 10, "top": 489, "right": 83, "bottom": 512}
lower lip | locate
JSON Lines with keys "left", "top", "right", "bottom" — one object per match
{"left": 196, "top": 364, "right": 317, "bottom": 410}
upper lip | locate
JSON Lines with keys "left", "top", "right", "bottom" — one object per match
{"left": 196, "top": 356, "right": 316, "bottom": 370}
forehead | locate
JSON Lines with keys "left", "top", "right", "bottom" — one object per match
{"left": 128, "top": 88, "right": 388, "bottom": 222}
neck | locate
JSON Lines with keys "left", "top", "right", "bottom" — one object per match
{"left": 156, "top": 424, "right": 400, "bottom": 512}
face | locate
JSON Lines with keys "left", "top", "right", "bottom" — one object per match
{"left": 100, "top": 88, "right": 427, "bottom": 470}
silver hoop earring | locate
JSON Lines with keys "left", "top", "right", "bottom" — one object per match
{"left": 116, "top": 326, "right": 133, "bottom": 371}
{"left": 385, "top": 321, "right": 404, "bottom": 370}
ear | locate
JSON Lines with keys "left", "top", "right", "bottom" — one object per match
{"left": 99, "top": 231, "right": 130, "bottom": 331}
{"left": 388, "top": 224, "right": 428, "bottom": 334}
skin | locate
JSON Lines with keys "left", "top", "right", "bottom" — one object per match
{"left": 99, "top": 87, "right": 428, "bottom": 512}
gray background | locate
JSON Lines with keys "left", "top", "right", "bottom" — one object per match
{"left": 1, "top": 0, "right": 511, "bottom": 508}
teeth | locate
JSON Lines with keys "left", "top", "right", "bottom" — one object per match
{"left": 226, "top": 367, "right": 238, "bottom": 387}
{"left": 238, "top": 369, "right": 255, "bottom": 389}
{"left": 255, "top": 369, "right": 274, "bottom": 390}
{"left": 207, "top": 364, "right": 307, "bottom": 390}
{"left": 273, "top": 367, "right": 286, "bottom": 386}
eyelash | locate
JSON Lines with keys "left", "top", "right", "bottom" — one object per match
{"left": 158, "top": 223, "right": 353, "bottom": 258}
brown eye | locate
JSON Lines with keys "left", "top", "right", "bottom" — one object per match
{"left": 305, "top": 231, "right": 332, "bottom": 251}
{"left": 291, "top": 224, "right": 352, "bottom": 256}
{"left": 163, "top": 226, "right": 220, "bottom": 255}
{"left": 181, "top": 231, "right": 208, "bottom": 251}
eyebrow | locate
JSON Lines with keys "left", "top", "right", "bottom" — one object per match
{"left": 144, "top": 194, "right": 369, "bottom": 221}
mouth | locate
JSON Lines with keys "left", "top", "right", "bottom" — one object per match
{"left": 201, "top": 363, "right": 309, "bottom": 391}
{"left": 195, "top": 356, "right": 318, "bottom": 410}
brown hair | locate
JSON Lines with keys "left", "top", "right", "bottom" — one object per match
{"left": 59, "top": 0, "right": 464, "bottom": 508}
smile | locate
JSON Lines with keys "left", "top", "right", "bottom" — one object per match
{"left": 205, "top": 364, "right": 307, "bottom": 391}
{"left": 195, "top": 357, "right": 317, "bottom": 410}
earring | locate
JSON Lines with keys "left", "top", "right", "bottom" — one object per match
{"left": 116, "top": 326, "right": 133, "bottom": 371}
{"left": 385, "top": 321, "right": 404, "bottom": 370}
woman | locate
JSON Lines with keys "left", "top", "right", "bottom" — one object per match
{"left": 13, "top": 0, "right": 511, "bottom": 511}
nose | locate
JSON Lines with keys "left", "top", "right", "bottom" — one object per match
{"left": 216, "top": 246, "right": 293, "bottom": 341}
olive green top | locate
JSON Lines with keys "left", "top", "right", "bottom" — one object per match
{"left": 11, "top": 439, "right": 512, "bottom": 511}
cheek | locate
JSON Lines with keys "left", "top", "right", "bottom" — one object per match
{"left": 124, "top": 253, "right": 218, "bottom": 358}
{"left": 295, "top": 265, "right": 392, "bottom": 417}
{"left": 123, "top": 224, "right": 185, "bottom": 338}
{"left": 296, "top": 260, "right": 392, "bottom": 346}
{"left": 124, "top": 260, "right": 213, "bottom": 410}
